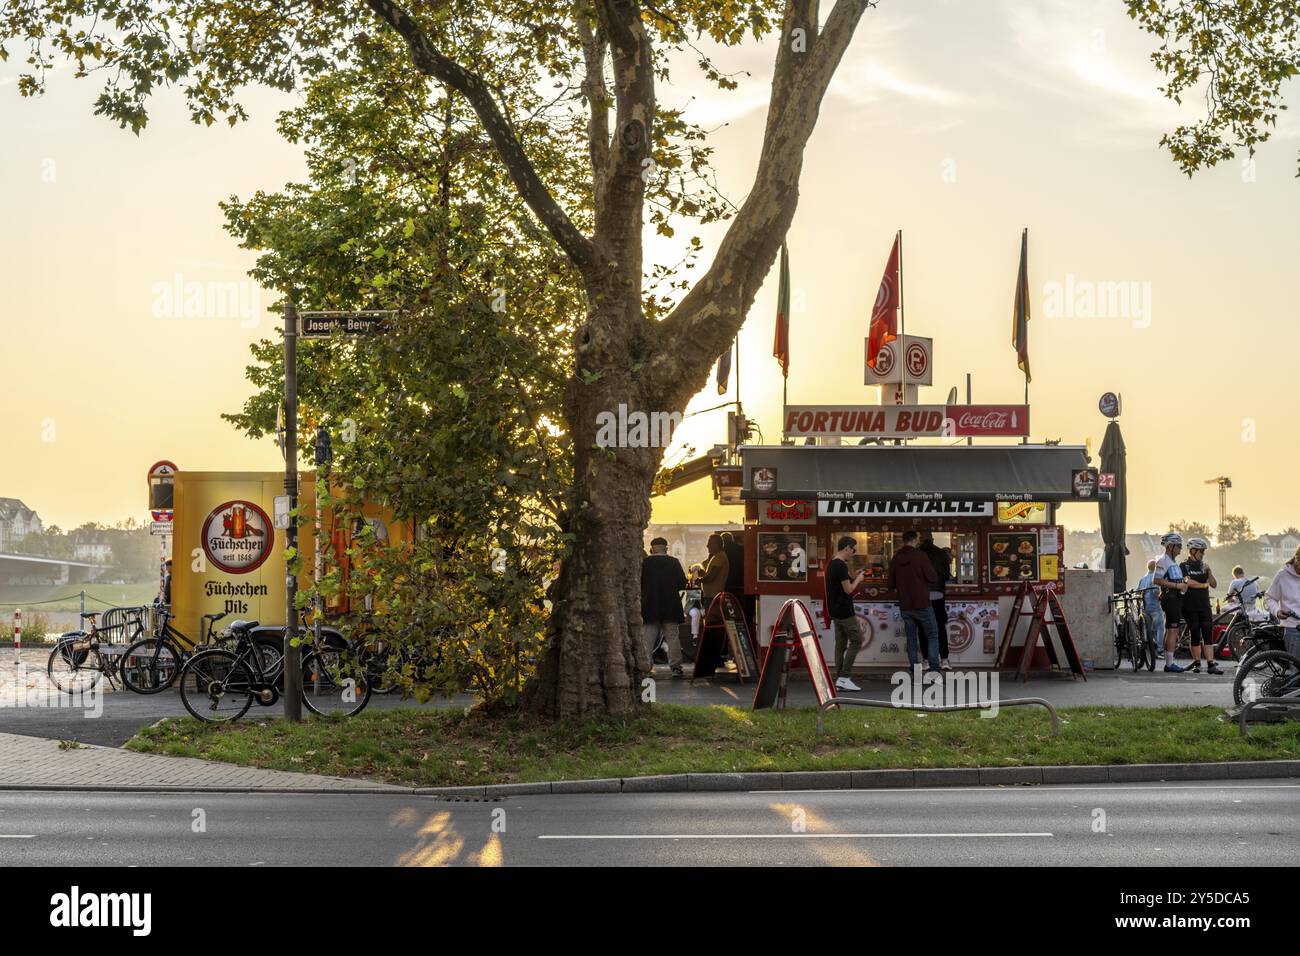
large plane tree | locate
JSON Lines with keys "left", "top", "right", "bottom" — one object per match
{"left": 3, "top": 0, "right": 876, "bottom": 716}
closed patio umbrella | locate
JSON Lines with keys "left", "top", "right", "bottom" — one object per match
{"left": 1099, "top": 419, "right": 1127, "bottom": 593}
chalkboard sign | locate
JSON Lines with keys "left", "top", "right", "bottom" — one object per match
{"left": 692, "top": 593, "right": 758, "bottom": 682}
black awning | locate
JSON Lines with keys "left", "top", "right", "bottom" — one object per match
{"left": 739, "top": 444, "right": 1103, "bottom": 503}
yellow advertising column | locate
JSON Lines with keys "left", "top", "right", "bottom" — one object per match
{"left": 172, "top": 472, "right": 297, "bottom": 649}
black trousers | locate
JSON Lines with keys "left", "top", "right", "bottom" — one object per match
{"left": 919, "top": 598, "right": 949, "bottom": 659}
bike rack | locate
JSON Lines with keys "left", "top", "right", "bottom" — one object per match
{"left": 815, "top": 695, "right": 1060, "bottom": 739}
{"left": 1237, "top": 697, "right": 1300, "bottom": 736}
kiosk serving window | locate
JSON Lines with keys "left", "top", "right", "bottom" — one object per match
{"left": 839, "top": 531, "right": 898, "bottom": 583}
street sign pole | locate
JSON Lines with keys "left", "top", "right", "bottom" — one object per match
{"left": 282, "top": 301, "right": 303, "bottom": 723}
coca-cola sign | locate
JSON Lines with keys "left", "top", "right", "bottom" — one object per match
{"left": 948, "top": 405, "right": 1029, "bottom": 437}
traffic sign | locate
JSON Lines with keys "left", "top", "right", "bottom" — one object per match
{"left": 299, "top": 310, "right": 394, "bottom": 337}
{"left": 149, "top": 521, "right": 173, "bottom": 536}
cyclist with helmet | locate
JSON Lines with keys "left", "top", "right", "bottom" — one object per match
{"left": 1153, "top": 532, "right": 1189, "bottom": 673}
{"left": 1179, "top": 537, "right": 1222, "bottom": 674}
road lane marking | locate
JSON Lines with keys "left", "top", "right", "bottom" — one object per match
{"left": 0, "top": 835, "right": 35, "bottom": 839}
{"left": 540, "top": 832, "right": 1053, "bottom": 840}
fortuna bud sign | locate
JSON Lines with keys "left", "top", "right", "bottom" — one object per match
{"left": 201, "top": 500, "right": 274, "bottom": 574}
{"left": 783, "top": 404, "right": 1028, "bottom": 439}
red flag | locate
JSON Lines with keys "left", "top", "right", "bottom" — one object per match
{"left": 772, "top": 243, "right": 791, "bottom": 378}
{"left": 866, "top": 234, "right": 900, "bottom": 369}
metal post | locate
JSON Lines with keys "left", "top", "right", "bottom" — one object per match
{"left": 965, "top": 373, "right": 972, "bottom": 446}
{"left": 283, "top": 301, "right": 303, "bottom": 723}
{"left": 313, "top": 427, "right": 331, "bottom": 654}
{"left": 80, "top": 589, "right": 85, "bottom": 622}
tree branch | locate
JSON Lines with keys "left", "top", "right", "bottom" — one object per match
{"left": 591, "top": 0, "right": 655, "bottom": 272}
{"left": 575, "top": 3, "right": 611, "bottom": 207}
{"left": 367, "top": 0, "right": 596, "bottom": 270}
{"left": 654, "top": 0, "right": 872, "bottom": 401}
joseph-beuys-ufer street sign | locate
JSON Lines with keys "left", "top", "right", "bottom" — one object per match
{"left": 298, "top": 310, "right": 394, "bottom": 337}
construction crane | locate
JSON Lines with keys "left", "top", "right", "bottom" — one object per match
{"left": 1205, "top": 476, "right": 1232, "bottom": 531}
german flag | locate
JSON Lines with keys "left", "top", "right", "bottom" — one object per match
{"left": 1013, "top": 228, "right": 1031, "bottom": 384}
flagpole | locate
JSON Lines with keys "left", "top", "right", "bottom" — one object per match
{"left": 1022, "top": 227, "right": 1028, "bottom": 445}
{"left": 898, "top": 229, "right": 906, "bottom": 444}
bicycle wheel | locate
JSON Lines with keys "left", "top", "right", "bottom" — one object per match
{"left": 1144, "top": 630, "right": 1158, "bottom": 671}
{"left": 47, "top": 643, "right": 102, "bottom": 694}
{"left": 119, "top": 637, "right": 182, "bottom": 694}
{"left": 301, "top": 648, "right": 372, "bottom": 717}
{"left": 1232, "top": 649, "right": 1300, "bottom": 708}
{"left": 1224, "top": 623, "right": 1250, "bottom": 663}
{"left": 1126, "top": 618, "right": 1144, "bottom": 671}
{"left": 1112, "top": 621, "right": 1124, "bottom": 670}
{"left": 179, "top": 649, "right": 255, "bottom": 723}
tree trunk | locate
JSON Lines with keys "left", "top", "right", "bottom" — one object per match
{"left": 521, "top": 293, "right": 661, "bottom": 718}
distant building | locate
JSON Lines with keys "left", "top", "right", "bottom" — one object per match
{"left": 72, "top": 529, "right": 114, "bottom": 564}
{"left": 0, "top": 498, "right": 43, "bottom": 551}
{"left": 644, "top": 522, "right": 744, "bottom": 568}
{"left": 1256, "top": 533, "right": 1300, "bottom": 567}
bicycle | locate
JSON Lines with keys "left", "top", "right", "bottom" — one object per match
{"left": 45, "top": 607, "right": 150, "bottom": 694}
{"left": 1108, "top": 588, "right": 1152, "bottom": 672}
{"left": 118, "top": 608, "right": 240, "bottom": 694}
{"left": 1233, "top": 646, "right": 1300, "bottom": 709}
{"left": 1211, "top": 577, "right": 1272, "bottom": 663}
{"left": 178, "top": 619, "right": 371, "bottom": 723}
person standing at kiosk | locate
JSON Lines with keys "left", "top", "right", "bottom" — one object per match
{"left": 889, "top": 530, "right": 941, "bottom": 672}
{"left": 826, "top": 536, "right": 867, "bottom": 692}
{"left": 919, "top": 532, "right": 952, "bottom": 671}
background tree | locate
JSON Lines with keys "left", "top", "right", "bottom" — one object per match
{"left": 1170, "top": 519, "right": 1214, "bottom": 543}
{"left": 3, "top": 0, "right": 877, "bottom": 717}
{"left": 1217, "top": 513, "right": 1255, "bottom": 546}
{"left": 1128, "top": 0, "right": 1300, "bottom": 176}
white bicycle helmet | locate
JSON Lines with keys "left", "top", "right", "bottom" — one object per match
{"left": 1160, "top": 532, "right": 1183, "bottom": 547}
{"left": 1187, "top": 537, "right": 1209, "bottom": 551}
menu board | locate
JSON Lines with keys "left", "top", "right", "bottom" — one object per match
{"left": 758, "top": 532, "right": 808, "bottom": 583}
{"left": 988, "top": 531, "right": 1039, "bottom": 584}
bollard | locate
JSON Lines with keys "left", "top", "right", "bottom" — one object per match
{"left": 13, "top": 608, "right": 20, "bottom": 662}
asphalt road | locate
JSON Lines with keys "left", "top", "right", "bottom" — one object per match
{"left": 2, "top": 780, "right": 1295, "bottom": 866}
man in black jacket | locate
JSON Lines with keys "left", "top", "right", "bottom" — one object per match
{"left": 919, "top": 532, "right": 952, "bottom": 670}
{"left": 642, "top": 537, "right": 689, "bottom": 677}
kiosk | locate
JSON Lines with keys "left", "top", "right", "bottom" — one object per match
{"left": 740, "top": 443, "right": 1100, "bottom": 671}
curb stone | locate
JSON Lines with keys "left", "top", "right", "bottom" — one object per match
{"left": 4, "top": 761, "right": 1296, "bottom": 797}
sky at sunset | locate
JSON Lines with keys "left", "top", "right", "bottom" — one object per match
{"left": 2, "top": 0, "right": 1297, "bottom": 540}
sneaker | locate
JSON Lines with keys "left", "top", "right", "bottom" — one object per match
{"left": 1207, "top": 663, "right": 1224, "bottom": 675}
{"left": 1190, "top": 661, "right": 1202, "bottom": 673}
{"left": 1164, "top": 662, "right": 1186, "bottom": 673}
{"left": 941, "top": 659, "right": 952, "bottom": 671}
{"left": 835, "top": 676, "right": 862, "bottom": 692}
{"left": 671, "top": 665, "right": 684, "bottom": 679}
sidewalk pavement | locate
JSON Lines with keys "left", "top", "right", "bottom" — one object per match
{"left": 0, "top": 731, "right": 406, "bottom": 793}
{"left": 651, "top": 663, "right": 1240, "bottom": 709}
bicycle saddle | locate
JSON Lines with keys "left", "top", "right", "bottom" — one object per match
{"left": 229, "top": 620, "right": 260, "bottom": 633}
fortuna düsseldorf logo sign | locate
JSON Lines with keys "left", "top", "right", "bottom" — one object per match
{"left": 202, "top": 500, "right": 274, "bottom": 574}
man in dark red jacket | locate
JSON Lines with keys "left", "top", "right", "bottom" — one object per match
{"left": 888, "top": 530, "right": 941, "bottom": 672}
